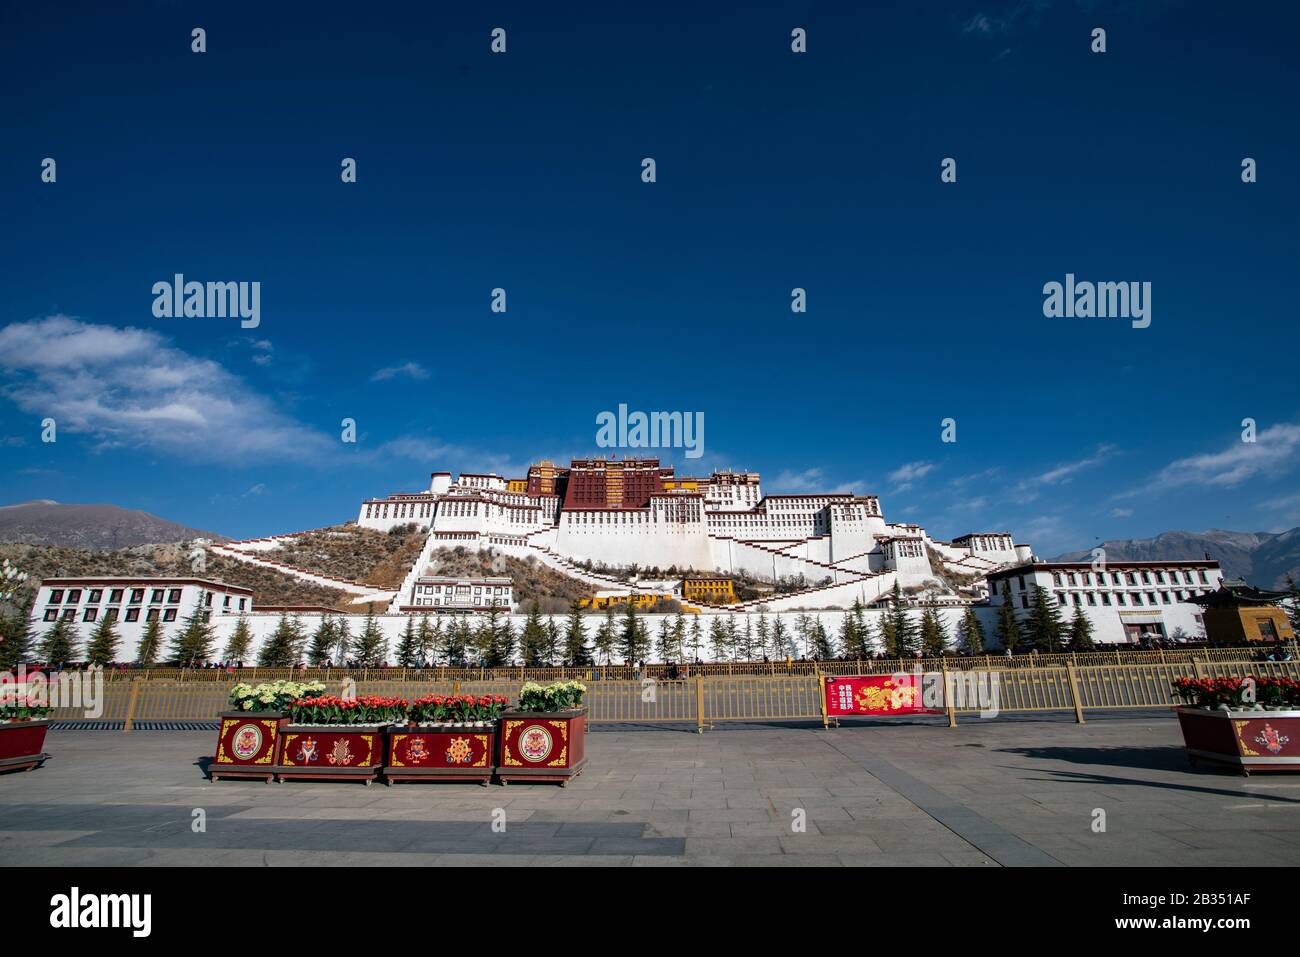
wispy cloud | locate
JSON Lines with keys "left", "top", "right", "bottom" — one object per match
{"left": 886, "top": 461, "right": 936, "bottom": 493}
{"left": 0, "top": 316, "right": 335, "bottom": 463}
{"left": 1013, "top": 444, "right": 1116, "bottom": 502}
{"left": 1135, "top": 422, "right": 1300, "bottom": 492}
{"left": 371, "top": 362, "right": 430, "bottom": 382}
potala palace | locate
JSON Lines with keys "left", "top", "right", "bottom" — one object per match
{"left": 26, "top": 459, "right": 1227, "bottom": 660}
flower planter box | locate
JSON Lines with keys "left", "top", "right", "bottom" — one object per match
{"left": 273, "top": 726, "right": 388, "bottom": 784}
{"left": 1176, "top": 706, "right": 1300, "bottom": 775}
{"left": 384, "top": 723, "right": 496, "bottom": 785}
{"left": 496, "top": 709, "right": 587, "bottom": 786}
{"left": 210, "top": 712, "right": 289, "bottom": 782}
{"left": 0, "top": 720, "right": 50, "bottom": 774}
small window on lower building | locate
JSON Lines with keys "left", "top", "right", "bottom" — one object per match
{"left": 125, "top": 608, "right": 141, "bottom": 622}
{"left": 83, "top": 608, "right": 97, "bottom": 622}
{"left": 163, "top": 608, "right": 178, "bottom": 622}
{"left": 43, "top": 609, "right": 58, "bottom": 622}
{"left": 146, "top": 609, "right": 160, "bottom": 621}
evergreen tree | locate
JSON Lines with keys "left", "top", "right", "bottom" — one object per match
{"left": 885, "top": 584, "right": 918, "bottom": 657}
{"left": 351, "top": 611, "right": 387, "bottom": 667}
{"left": 416, "top": 615, "right": 436, "bottom": 663}
{"left": 543, "top": 617, "right": 561, "bottom": 665}
{"left": 520, "top": 602, "right": 547, "bottom": 666}
{"left": 441, "top": 616, "right": 469, "bottom": 666}
{"left": 487, "top": 609, "right": 515, "bottom": 666}
{"left": 771, "top": 616, "right": 791, "bottom": 658}
{"left": 594, "top": 606, "right": 618, "bottom": 664}
{"left": 136, "top": 617, "right": 163, "bottom": 667}
{"left": 655, "top": 617, "right": 674, "bottom": 662}
{"left": 994, "top": 580, "right": 1022, "bottom": 653}
{"left": 811, "top": 619, "right": 835, "bottom": 660}
{"left": 86, "top": 613, "right": 120, "bottom": 666}
{"left": 723, "top": 616, "right": 740, "bottom": 661}
{"left": 259, "top": 614, "right": 298, "bottom": 667}
{"left": 671, "top": 611, "right": 687, "bottom": 661}
{"left": 841, "top": 599, "right": 871, "bottom": 659}
{"left": 687, "top": 614, "right": 704, "bottom": 661}
{"left": 739, "top": 616, "right": 756, "bottom": 660}
{"left": 919, "top": 607, "right": 948, "bottom": 658}
{"left": 396, "top": 616, "right": 420, "bottom": 667}
{"left": 1067, "top": 605, "right": 1095, "bottom": 650}
{"left": 0, "top": 612, "right": 33, "bottom": 670}
{"left": 334, "top": 617, "right": 352, "bottom": 663}
{"left": 307, "top": 616, "right": 336, "bottom": 665}
{"left": 619, "top": 604, "right": 650, "bottom": 663}
{"left": 225, "top": 615, "right": 254, "bottom": 663}
{"left": 39, "top": 616, "right": 77, "bottom": 665}
{"left": 708, "top": 616, "right": 730, "bottom": 661}
{"left": 756, "top": 613, "right": 771, "bottom": 657}
{"left": 563, "top": 601, "right": 591, "bottom": 666}
{"left": 1026, "top": 585, "right": 1065, "bottom": 652}
{"left": 171, "top": 608, "right": 216, "bottom": 665}
{"left": 958, "top": 606, "right": 986, "bottom": 655}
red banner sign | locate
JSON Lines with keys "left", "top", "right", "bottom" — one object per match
{"left": 823, "top": 675, "right": 942, "bottom": 717}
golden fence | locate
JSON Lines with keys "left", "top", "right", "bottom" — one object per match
{"left": 48, "top": 659, "right": 1300, "bottom": 731}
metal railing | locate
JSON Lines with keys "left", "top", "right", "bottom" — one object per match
{"left": 50, "top": 660, "right": 1300, "bottom": 731}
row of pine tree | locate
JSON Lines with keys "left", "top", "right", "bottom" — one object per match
{"left": 0, "top": 580, "right": 1096, "bottom": 670}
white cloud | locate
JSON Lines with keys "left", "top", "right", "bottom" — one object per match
{"left": 371, "top": 362, "right": 430, "bottom": 382}
{"left": 1144, "top": 423, "right": 1300, "bottom": 491}
{"left": 0, "top": 315, "right": 335, "bottom": 463}
{"left": 1110, "top": 507, "right": 1134, "bottom": 518}
{"left": 887, "top": 461, "right": 937, "bottom": 487}
{"left": 1013, "top": 444, "right": 1116, "bottom": 502}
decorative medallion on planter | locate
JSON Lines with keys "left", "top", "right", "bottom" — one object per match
{"left": 211, "top": 713, "right": 287, "bottom": 782}
{"left": 497, "top": 709, "right": 587, "bottom": 785}
{"left": 384, "top": 728, "right": 494, "bottom": 785}
{"left": 0, "top": 720, "right": 51, "bottom": 774}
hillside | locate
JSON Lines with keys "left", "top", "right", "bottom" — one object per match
{"left": 0, "top": 541, "right": 351, "bottom": 612}
{"left": 269, "top": 524, "right": 427, "bottom": 589}
{"left": 0, "top": 500, "right": 225, "bottom": 549}
{"left": 1053, "top": 527, "right": 1300, "bottom": 589}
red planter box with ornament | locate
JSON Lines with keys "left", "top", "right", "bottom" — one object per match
{"left": 385, "top": 724, "right": 496, "bottom": 785}
{"left": 497, "top": 709, "right": 587, "bottom": 785}
{"left": 0, "top": 720, "right": 51, "bottom": 774}
{"left": 210, "top": 712, "right": 288, "bottom": 782}
{"left": 275, "top": 726, "right": 388, "bottom": 784}
{"left": 1176, "top": 707, "right": 1300, "bottom": 776}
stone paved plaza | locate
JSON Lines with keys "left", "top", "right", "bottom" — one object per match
{"left": 3, "top": 711, "right": 1300, "bottom": 866}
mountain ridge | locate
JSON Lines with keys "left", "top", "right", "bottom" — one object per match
{"left": 0, "top": 500, "right": 226, "bottom": 550}
{"left": 1053, "top": 527, "right": 1300, "bottom": 590}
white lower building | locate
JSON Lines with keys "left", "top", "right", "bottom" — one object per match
{"left": 986, "top": 560, "right": 1224, "bottom": 645}
{"left": 27, "top": 578, "right": 255, "bottom": 659}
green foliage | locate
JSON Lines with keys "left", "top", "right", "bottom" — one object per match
{"left": 225, "top": 615, "right": 254, "bottom": 663}
{"left": 136, "top": 617, "right": 163, "bottom": 667}
{"left": 994, "top": 581, "right": 1021, "bottom": 652}
{"left": 959, "top": 606, "right": 985, "bottom": 654}
{"left": 86, "top": 613, "right": 121, "bottom": 666}
{"left": 171, "top": 608, "right": 217, "bottom": 665}
{"left": 351, "top": 610, "right": 387, "bottom": 667}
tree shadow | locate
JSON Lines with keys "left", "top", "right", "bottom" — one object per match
{"left": 995, "top": 744, "right": 1192, "bottom": 773}
{"left": 995, "top": 760, "right": 1300, "bottom": 803}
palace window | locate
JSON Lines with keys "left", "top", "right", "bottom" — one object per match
{"left": 163, "top": 609, "right": 178, "bottom": 622}
{"left": 89, "top": 589, "right": 103, "bottom": 603}
{"left": 125, "top": 608, "right": 141, "bottom": 622}
{"left": 67, "top": 590, "right": 82, "bottom": 603}
{"left": 43, "top": 609, "right": 57, "bottom": 622}
{"left": 49, "top": 589, "right": 64, "bottom": 603}
{"left": 130, "top": 589, "right": 144, "bottom": 604}
{"left": 83, "top": 608, "right": 97, "bottom": 622}
{"left": 150, "top": 590, "right": 164, "bottom": 603}
{"left": 110, "top": 589, "right": 123, "bottom": 603}
{"left": 168, "top": 589, "right": 182, "bottom": 603}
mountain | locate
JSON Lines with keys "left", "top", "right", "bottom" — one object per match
{"left": 1053, "top": 527, "right": 1300, "bottom": 590}
{"left": 0, "top": 500, "right": 225, "bottom": 550}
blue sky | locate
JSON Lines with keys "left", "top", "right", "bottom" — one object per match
{"left": 1, "top": 1, "right": 1297, "bottom": 555}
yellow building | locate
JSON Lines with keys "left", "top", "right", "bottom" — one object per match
{"left": 1192, "top": 581, "right": 1297, "bottom": 644}
{"left": 682, "top": 575, "right": 737, "bottom": 605}
{"left": 507, "top": 478, "right": 528, "bottom": 493}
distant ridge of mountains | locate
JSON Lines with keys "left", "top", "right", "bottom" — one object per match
{"left": 1053, "top": 527, "right": 1300, "bottom": 590}
{"left": 0, "top": 500, "right": 225, "bottom": 550}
